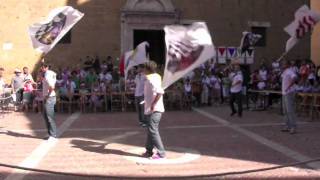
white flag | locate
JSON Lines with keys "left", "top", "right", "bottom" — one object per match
{"left": 284, "top": 5, "right": 320, "bottom": 52}
{"left": 29, "top": 6, "right": 84, "bottom": 54}
{"left": 125, "top": 42, "right": 149, "bottom": 79}
{"left": 163, "top": 22, "right": 215, "bottom": 89}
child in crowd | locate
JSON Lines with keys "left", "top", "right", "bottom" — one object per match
{"left": 22, "top": 79, "right": 34, "bottom": 111}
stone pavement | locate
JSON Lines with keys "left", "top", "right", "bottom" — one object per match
{"left": 0, "top": 105, "right": 319, "bottom": 179}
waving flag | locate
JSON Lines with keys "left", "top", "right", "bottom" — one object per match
{"left": 163, "top": 22, "right": 215, "bottom": 89}
{"left": 29, "top": 6, "right": 84, "bottom": 54}
{"left": 284, "top": 5, "right": 320, "bottom": 52}
{"left": 239, "top": 32, "right": 262, "bottom": 53}
{"left": 124, "top": 42, "right": 149, "bottom": 79}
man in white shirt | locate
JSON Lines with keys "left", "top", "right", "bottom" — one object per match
{"left": 41, "top": 63, "right": 58, "bottom": 140}
{"left": 281, "top": 60, "right": 298, "bottom": 134}
{"left": 229, "top": 62, "right": 243, "bottom": 117}
{"left": 134, "top": 65, "right": 147, "bottom": 127}
{"left": 23, "top": 67, "right": 34, "bottom": 83}
{"left": 142, "top": 61, "right": 166, "bottom": 160}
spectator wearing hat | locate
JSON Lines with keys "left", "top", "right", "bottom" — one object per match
{"left": 229, "top": 60, "right": 243, "bottom": 118}
{"left": 11, "top": 68, "right": 24, "bottom": 106}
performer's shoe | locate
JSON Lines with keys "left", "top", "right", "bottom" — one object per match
{"left": 281, "top": 127, "right": 290, "bottom": 132}
{"left": 289, "top": 128, "right": 297, "bottom": 134}
{"left": 150, "top": 153, "right": 166, "bottom": 160}
{"left": 142, "top": 151, "right": 153, "bottom": 158}
{"left": 230, "top": 112, "right": 237, "bottom": 117}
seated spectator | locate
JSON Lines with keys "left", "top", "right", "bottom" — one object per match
{"left": 90, "top": 81, "right": 103, "bottom": 109}
{"left": 85, "top": 68, "right": 98, "bottom": 89}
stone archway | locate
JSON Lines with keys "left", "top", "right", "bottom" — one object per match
{"left": 121, "top": 0, "right": 179, "bottom": 54}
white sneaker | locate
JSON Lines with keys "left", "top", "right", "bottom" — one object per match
{"left": 47, "top": 136, "right": 58, "bottom": 142}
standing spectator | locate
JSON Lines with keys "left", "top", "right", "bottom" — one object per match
{"left": 11, "top": 69, "right": 24, "bottom": 105}
{"left": 316, "top": 65, "right": 320, "bottom": 81}
{"left": 210, "top": 72, "right": 221, "bottom": 105}
{"left": 281, "top": 60, "right": 298, "bottom": 134}
{"left": 299, "top": 60, "right": 310, "bottom": 82}
{"left": 0, "top": 68, "right": 5, "bottom": 94}
{"left": 142, "top": 61, "right": 166, "bottom": 160}
{"left": 93, "top": 55, "right": 101, "bottom": 73}
{"left": 135, "top": 65, "right": 146, "bottom": 127}
{"left": 229, "top": 61, "right": 243, "bottom": 117}
{"left": 106, "top": 56, "right": 114, "bottom": 72}
{"left": 23, "top": 67, "right": 34, "bottom": 83}
{"left": 201, "top": 72, "right": 210, "bottom": 106}
{"left": 22, "top": 79, "right": 34, "bottom": 111}
{"left": 41, "top": 63, "right": 58, "bottom": 140}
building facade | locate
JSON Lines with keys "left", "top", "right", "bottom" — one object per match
{"left": 0, "top": 0, "right": 311, "bottom": 81}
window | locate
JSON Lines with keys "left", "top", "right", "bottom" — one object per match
{"left": 251, "top": 26, "right": 267, "bottom": 47}
{"left": 58, "top": 30, "right": 72, "bottom": 44}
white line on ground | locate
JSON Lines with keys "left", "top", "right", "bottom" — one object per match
{"left": 193, "top": 108, "right": 320, "bottom": 170}
{"left": 5, "top": 112, "right": 81, "bottom": 180}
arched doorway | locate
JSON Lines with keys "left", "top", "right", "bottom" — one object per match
{"left": 121, "top": 0, "right": 179, "bottom": 65}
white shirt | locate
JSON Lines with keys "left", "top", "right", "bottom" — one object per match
{"left": 281, "top": 68, "right": 297, "bottom": 95}
{"left": 230, "top": 72, "right": 243, "bottom": 93}
{"left": 24, "top": 74, "right": 34, "bottom": 82}
{"left": 259, "top": 69, "right": 268, "bottom": 81}
{"left": 135, "top": 73, "right": 146, "bottom": 97}
{"left": 184, "top": 83, "right": 192, "bottom": 93}
{"left": 184, "top": 71, "right": 195, "bottom": 80}
{"left": 210, "top": 76, "right": 221, "bottom": 89}
{"left": 43, "top": 70, "right": 57, "bottom": 97}
{"left": 0, "top": 78, "right": 5, "bottom": 93}
{"left": 144, "top": 73, "right": 165, "bottom": 115}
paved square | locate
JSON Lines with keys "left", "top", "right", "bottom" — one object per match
{"left": 0, "top": 106, "right": 320, "bottom": 179}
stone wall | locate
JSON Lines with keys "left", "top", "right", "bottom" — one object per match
{"left": 0, "top": 0, "right": 311, "bottom": 82}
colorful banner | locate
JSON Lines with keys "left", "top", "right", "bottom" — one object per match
{"left": 227, "top": 47, "right": 237, "bottom": 58}
{"left": 163, "top": 22, "right": 215, "bottom": 89}
{"left": 284, "top": 5, "right": 320, "bottom": 52}
{"left": 217, "top": 47, "right": 227, "bottom": 64}
{"left": 246, "top": 48, "right": 255, "bottom": 64}
{"left": 29, "top": 6, "right": 84, "bottom": 54}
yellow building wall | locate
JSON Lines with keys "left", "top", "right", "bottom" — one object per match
{"left": 312, "top": 0, "right": 320, "bottom": 65}
{"left": 0, "top": 0, "right": 69, "bottom": 83}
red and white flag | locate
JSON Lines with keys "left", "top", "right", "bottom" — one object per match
{"left": 163, "top": 22, "right": 215, "bottom": 89}
{"left": 284, "top": 5, "right": 320, "bottom": 52}
{"left": 29, "top": 6, "right": 84, "bottom": 54}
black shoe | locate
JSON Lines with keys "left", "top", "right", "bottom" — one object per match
{"left": 230, "top": 112, "right": 237, "bottom": 116}
{"left": 281, "top": 127, "right": 290, "bottom": 132}
{"left": 290, "top": 128, "right": 297, "bottom": 134}
{"left": 139, "top": 122, "right": 147, "bottom": 128}
{"left": 238, "top": 114, "right": 242, "bottom": 118}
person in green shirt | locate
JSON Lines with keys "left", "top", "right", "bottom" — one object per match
{"left": 85, "top": 68, "right": 97, "bottom": 90}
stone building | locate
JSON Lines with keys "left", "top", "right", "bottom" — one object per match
{"left": 0, "top": 0, "right": 313, "bottom": 81}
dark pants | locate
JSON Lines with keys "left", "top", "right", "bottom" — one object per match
{"left": 43, "top": 97, "right": 57, "bottom": 138}
{"left": 145, "top": 112, "right": 165, "bottom": 157}
{"left": 230, "top": 92, "right": 243, "bottom": 116}
{"left": 135, "top": 96, "right": 145, "bottom": 124}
